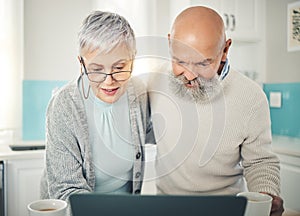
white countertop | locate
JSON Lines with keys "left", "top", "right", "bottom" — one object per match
{"left": 0, "top": 135, "right": 298, "bottom": 160}
{"left": 0, "top": 140, "right": 45, "bottom": 160}
{"left": 272, "top": 135, "right": 300, "bottom": 157}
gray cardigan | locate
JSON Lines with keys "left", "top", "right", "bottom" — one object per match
{"left": 40, "top": 76, "right": 155, "bottom": 202}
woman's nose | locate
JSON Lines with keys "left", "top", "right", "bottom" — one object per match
{"left": 103, "top": 74, "right": 114, "bottom": 85}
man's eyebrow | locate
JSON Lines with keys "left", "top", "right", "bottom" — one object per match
{"left": 172, "top": 56, "right": 181, "bottom": 61}
{"left": 195, "top": 58, "right": 213, "bottom": 64}
{"left": 172, "top": 56, "right": 213, "bottom": 64}
{"left": 172, "top": 56, "right": 191, "bottom": 62}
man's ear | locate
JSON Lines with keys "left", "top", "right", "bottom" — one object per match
{"left": 223, "top": 39, "right": 232, "bottom": 53}
{"left": 168, "top": 33, "right": 171, "bottom": 47}
{"left": 221, "top": 39, "right": 232, "bottom": 61}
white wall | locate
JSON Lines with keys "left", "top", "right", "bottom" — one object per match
{"left": 92, "top": 0, "right": 155, "bottom": 36}
{"left": 24, "top": 0, "right": 93, "bottom": 81}
{"left": 265, "top": 0, "right": 300, "bottom": 83}
{"left": 92, "top": 0, "right": 170, "bottom": 37}
{"left": 0, "top": 0, "right": 23, "bottom": 135}
{"left": 23, "top": 0, "right": 300, "bottom": 83}
{"left": 91, "top": 0, "right": 171, "bottom": 76}
{"left": 23, "top": 0, "right": 170, "bottom": 81}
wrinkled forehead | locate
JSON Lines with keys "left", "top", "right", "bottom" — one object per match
{"left": 169, "top": 39, "right": 212, "bottom": 62}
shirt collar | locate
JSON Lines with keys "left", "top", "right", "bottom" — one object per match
{"left": 219, "top": 59, "right": 230, "bottom": 80}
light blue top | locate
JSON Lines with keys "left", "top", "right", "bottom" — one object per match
{"left": 83, "top": 81, "right": 134, "bottom": 194}
{"left": 40, "top": 75, "right": 156, "bottom": 216}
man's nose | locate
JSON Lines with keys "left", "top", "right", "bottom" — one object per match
{"left": 183, "top": 67, "right": 198, "bottom": 81}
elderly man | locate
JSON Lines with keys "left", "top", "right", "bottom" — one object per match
{"left": 149, "top": 6, "right": 284, "bottom": 216}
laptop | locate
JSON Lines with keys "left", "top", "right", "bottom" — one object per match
{"left": 70, "top": 193, "right": 247, "bottom": 216}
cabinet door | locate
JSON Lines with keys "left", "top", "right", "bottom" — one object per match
{"left": 190, "top": 0, "right": 221, "bottom": 13}
{"left": 221, "top": 0, "right": 262, "bottom": 41}
{"left": 179, "top": 0, "right": 263, "bottom": 42}
{"left": 280, "top": 163, "right": 300, "bottom": 212}
{"left": 277, "top": 153, "right": 300, "bottom": 212}
{"left": 5, "top": 158, "right": 44, "bottom": 216}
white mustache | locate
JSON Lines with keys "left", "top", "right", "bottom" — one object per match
{"left": 169, "top": 72, "right": 222, "bottom": 103}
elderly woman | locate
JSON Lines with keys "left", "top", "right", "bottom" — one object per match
{"left": 40, "top": 11, "right": 155, "bottom": 203}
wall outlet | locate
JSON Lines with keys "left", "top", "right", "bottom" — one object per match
{"left": 269, "top": 92, "right": 282, "bottom": 108}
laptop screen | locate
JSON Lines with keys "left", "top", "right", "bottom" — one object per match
{"left": 70, "top": 193, "right": 247, "bottom": 216}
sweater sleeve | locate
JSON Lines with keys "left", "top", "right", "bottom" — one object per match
{"left": 131, "top": 77, "right": 156, "bottom": 145}
{"left": 45, "top": 89, "right": 93, "bottom": 201}
{"left": 241, "top": 94, "right": 280, "bottom": 196}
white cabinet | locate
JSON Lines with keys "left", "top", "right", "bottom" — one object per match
{"left": 4, "top": 158, "right": 44, "bottom": 216}
{"left": 189, "top": 0, "right": 222, "bottom": 13}
{"left": 221, "top": 0, "right": 262, "bottom": 41}
{"left": 276, "top": 153, "right": 300, "bottom": 213}
{"left": 187, "top": 0, "right": 263, "bottom": 41}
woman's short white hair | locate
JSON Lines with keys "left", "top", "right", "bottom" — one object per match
{"left": 78, "top": 11, "right": 136, "bottom": 57}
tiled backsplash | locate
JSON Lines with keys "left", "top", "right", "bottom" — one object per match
{"left": 22, "top": 81, "right": 300, "bottom": 140}
{"left": 22, "top": 80, "right": 67, "bottom": 140}
{"left": 263, "top": 82, "right": 300, "bottom": 138}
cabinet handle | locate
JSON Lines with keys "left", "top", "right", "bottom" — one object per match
{"left": 230, "top": 14, "right": 236, "bottom": 31}
{"left": 224, "top": 14, "right": 229, "bottom": 30}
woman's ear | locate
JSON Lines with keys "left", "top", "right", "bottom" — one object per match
{"left": 78, "top": 56, "right": 84, "bottom": 75}
{"left": 78, "top": 56, "right": 82, "bottom": 63}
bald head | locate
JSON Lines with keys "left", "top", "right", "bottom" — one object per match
{"left": 170, "top": 6, "right": 226, "bottom": 55}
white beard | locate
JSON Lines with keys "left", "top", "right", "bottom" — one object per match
{"left": 168, "top": 71, "right": 222, "bottom": 103}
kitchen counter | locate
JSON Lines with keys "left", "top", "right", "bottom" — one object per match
{"left": 283, "top": 210, "right": 300, "bottom": 216}
{"left": 271, "top": 135, "right": 300, "bottom": 215}
{"left": 1, "top": 135, "right": 298, "bottom": 160}
{"left": 0, "top": 141, "right": 45, "bottom": 160}
{"left": 272, "top": 135, "right": 300, "bottom": 157}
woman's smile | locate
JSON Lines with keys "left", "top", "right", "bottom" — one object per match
{"left": 100, "top": 87, "right": 120, "bottom": 96}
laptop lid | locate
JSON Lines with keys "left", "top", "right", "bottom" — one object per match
{"left": 70, "top": 193, "right": 247, "bottom": 216}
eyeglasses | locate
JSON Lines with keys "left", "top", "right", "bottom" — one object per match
{"left": 79, "top": 56, "right": 132, "bottom": 83}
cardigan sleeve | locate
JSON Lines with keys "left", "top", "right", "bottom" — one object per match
{"left": 44, "top": 88, "right": 93, "bottom": 201}
{"left": 130, "top": 77, "right": 156, "bottom": 145}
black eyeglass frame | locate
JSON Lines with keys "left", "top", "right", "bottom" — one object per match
{"left": 79, "top": 56, "right": 133, "bottom": 83}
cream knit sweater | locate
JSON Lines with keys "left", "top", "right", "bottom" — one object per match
{"left": 148, "top": 69, "right": 280, "bottom": 196}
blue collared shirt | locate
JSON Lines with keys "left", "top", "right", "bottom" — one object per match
{"left": 219, "top": 59, "right": 230, "bottom": 80}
